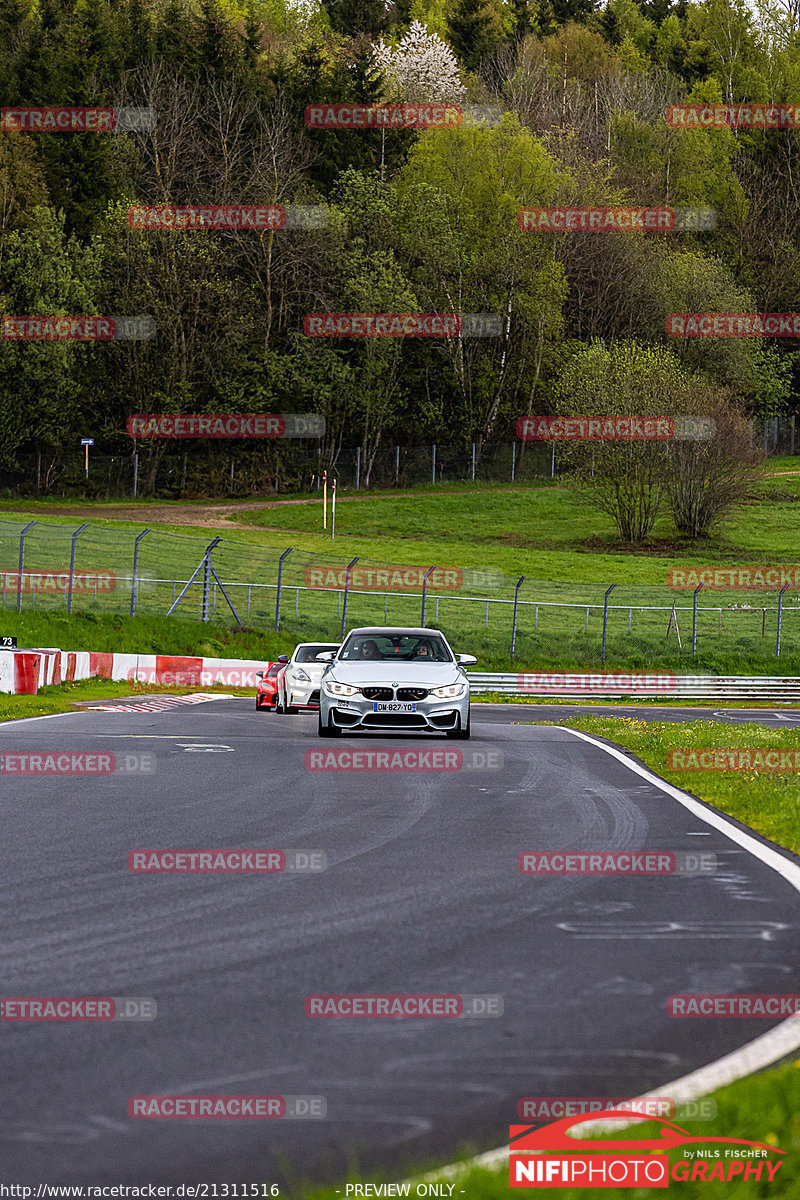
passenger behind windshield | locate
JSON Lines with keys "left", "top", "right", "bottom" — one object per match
{"left": 340, "top": 636, "right": 451, "bottom": 662}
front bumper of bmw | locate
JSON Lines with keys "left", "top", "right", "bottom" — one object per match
{"left": 320, "top": 685, "right": 469, "bottom": 731}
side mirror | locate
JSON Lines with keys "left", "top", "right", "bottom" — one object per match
{"left": 277, "top": 654, "right": 289, "bottom": 664}
{"left": 315, "top": 651, "right": 336, "bottom": 662}
{"left": 256, "top": 671, "right": 264, "bottom": 680}
{"left": 456, "top": 653, "right": 477, "bottom": 666}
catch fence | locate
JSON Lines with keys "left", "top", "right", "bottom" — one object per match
{"left": 2, "top": 518, "right": 800, "bottom": 665}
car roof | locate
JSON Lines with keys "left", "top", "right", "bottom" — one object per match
{"left": 344, "top": 627, "right": 445, "bottom": 638}
{"left": 294, "top": 641, "right": 340, "bottom": 648}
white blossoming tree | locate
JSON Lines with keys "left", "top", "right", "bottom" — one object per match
{"left": 373, "top": 20, "right": 466, "bottom": 105}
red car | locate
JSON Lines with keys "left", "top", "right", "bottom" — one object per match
{"left": 255, "top": 656, "right": 288, "bottom": 711}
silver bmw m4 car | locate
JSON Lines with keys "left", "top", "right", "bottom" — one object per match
{"left": 316, "top": 626, "right": 476, "bottom": 739}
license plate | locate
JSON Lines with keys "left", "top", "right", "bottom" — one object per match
{"left": 373, "top": 702, "right": 416, "bottom": 713}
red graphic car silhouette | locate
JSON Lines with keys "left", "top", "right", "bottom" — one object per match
{"left": 510, "top": 1112, "right": 785, "bottom": 1156}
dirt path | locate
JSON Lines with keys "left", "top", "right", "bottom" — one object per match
{"left": 4, "top": 468, "right": 795, "bottom": 530}
{"left": 1, "top": 486, "right": 529, "bottom": 529}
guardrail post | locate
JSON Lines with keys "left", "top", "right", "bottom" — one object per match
{"left": 692, "top": 581, "right": 704, "bottom": 656}
{"left": 130, "top": 529, "right": 150, "bottom": 617}
{"left": 776, "top": 582, "right": 790, "bottom": 657}
{"left": 16, "top": 521, "right": 36, "bottom": 612}
{"left": 420, "top": 565, "right": 436, "bottom": 626}
{"left": 201, "top": 537, "right": 221, "bottom": 622}
{"left": 275, "top": 547, "right": 293, "bottom": 631}
{"left": 601, "top": 583, "right": 616, "bottom": 665}
{"left": 67, "top": 523, "right": 88, "bottom": 614}
{"left": 511, "top": 575, "right": 525, "bottom": 659}
{"left": 340, "top": 556, "right": 360, "bottom": 639}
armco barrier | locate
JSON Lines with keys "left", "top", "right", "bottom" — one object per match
{"left": 469, "top": 672, "right": 800, "bottom": 702}
{"left": 3, "top": 653, "right": 800, "bottom": 702}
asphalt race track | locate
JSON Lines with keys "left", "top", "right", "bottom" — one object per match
{"left": 2, "top": 698, "right": 800, "bottom": 1185}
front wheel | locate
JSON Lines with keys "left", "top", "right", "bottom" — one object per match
{"left": 446, "top": 709, "right": 470, "bottom": 740}
{"left": 318, "top": 708, "right": 341, "bottom": 738}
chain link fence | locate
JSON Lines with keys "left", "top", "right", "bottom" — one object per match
{"left": 0, "top": 441, "right": 562, "bottom": 499}
{"left": 2, "top": 517, "right": 800, "bottom": 664}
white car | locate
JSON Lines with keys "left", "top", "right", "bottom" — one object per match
{"left": 276, "top": 642, "right": 341, "bottom": 713}
{"left": 317, "top": 627, "right": 476, "bottom": 738}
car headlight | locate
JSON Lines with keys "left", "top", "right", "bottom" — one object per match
{"left": 292, "top": 668, "right": 311, "bottom": 682}
{"left": 325, "top": 681, "right": 359, "bottom": 696}
{"left": 430, "top": 683, "right": 467, "bottom": 698}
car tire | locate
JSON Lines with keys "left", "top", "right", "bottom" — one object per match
{"left": 318, "top": 708, "right": 341, "bottom": 738}
{"left": 446, "top": 709, "right": 470, "bottom": 740}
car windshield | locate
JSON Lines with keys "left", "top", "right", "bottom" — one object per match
{"left": 295, "top": 645, "right": 337, "bottom": 663}
{"left": 339, "top": 635, "right": 452, "bottom": 662}
{"left": 266, "top": 664, "right": 282, "bottom": 678}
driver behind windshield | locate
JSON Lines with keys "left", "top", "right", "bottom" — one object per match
{"left": 412, "top": 643, "right": 431, "bottom": 658}
{"left": 361, "top": 639, "right": 381, "bottom": 660}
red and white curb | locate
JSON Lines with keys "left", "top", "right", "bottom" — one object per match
{"left": 0, "top": 648, "right": 271, "bottom": 695}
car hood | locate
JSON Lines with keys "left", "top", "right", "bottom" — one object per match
{"left": 288, "top": 661, "right": 329, "bottom": 683}
{"left": 327, "top": 662, "right": 464, "bottom": 688}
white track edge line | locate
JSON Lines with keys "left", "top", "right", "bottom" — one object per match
{"left": 403, "top": 725, "right": 800, "bottom": 1183}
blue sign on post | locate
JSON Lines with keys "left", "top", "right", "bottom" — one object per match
{"left": 81, "top": 438, "right": 94, "bottom": 446}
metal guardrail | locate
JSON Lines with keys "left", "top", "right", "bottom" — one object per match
{"left": 467, "top": 672, "right": 800, "bottom": 702}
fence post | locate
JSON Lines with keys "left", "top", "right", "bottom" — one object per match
{"left": 340, "top": 556, "right": 360, "bottom": 639}
{"left": 355, "top": 447, "right": 361, "bottom": 491}
{"left": 432, "top": 444, "right": 436, "bottom": 484}
{"left": 792, "top": 415, "right": 796, "bottom": 457}
{"left": 16, "top": 521, "right": 36, "bottom": 612}
{"left": 471, "top": 442, "right": 476, "bottom": 482}
{"left": 692, "top": 581, "right": 704, "bottom": 656}
{"left": 601, "top": 583, "right": 616, "bottom": 665}
{"left": 395, "top": 445, "right": 400, "bottom": 484}
{"left": 275, "top": 547, "right": 293, "bottom": 631}
{"left": 133, "top": 451, "right": 139, "bottom": 498}
{"left": 511, "top": 440, "right": 516, "bottom": 482}
{"left": 201, "top": 537, "right": 221, "bottom": 623}
{"left": 776, "top": 582, "right": 790, "bottom": 657}
{"left": 551, "top": 442, "right": 555, "bottom": 478}
{"left": 67, "top": 523, "right": 88, "bottom": 614}
{"left": 130, "top": 529, "right": 150, "bottom": 617}
{"left": 511, "top": 575, "right": 525, "bottom": 659}
{"left": 420, "top": 565, "right": 436, "bottom": 626}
